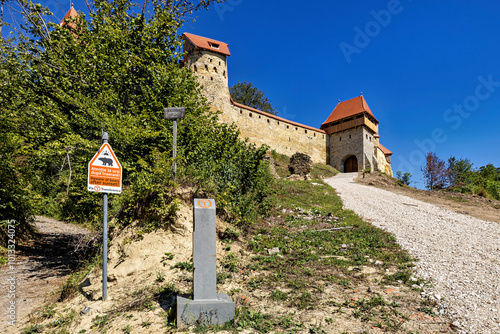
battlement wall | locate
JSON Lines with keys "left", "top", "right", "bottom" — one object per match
{"left": 217, "top": 100, "right": 329, "bottom": 164}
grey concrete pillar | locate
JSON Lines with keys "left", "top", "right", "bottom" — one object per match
{"left": 176, "top": 199, "right": 235, "bottom": 327}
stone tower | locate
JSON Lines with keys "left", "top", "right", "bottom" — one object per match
{"left": 320, "top": 95, "right": 392, "bottom": 175}
{"left": 181, "top": 32, "right": 392, "bottom": 173}
{"left": 182, "top": 33, "right": 231, "bottom": 111}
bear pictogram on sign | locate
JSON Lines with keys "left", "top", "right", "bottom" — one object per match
{"left": 88, "top": 143, "right": 122, "bottom": 194}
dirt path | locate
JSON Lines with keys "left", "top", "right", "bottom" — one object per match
{"left": 0, "top": 216, "right": 90, "bottom": 332}
{"left": 325, "top": 173, "right": 500, "bottom": 334}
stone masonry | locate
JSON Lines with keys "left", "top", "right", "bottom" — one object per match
{"left": 181, "top": 32, "right": 393, "bottom": 175}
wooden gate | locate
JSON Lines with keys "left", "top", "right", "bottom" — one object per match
{"left": 344, "top": 156, "right": 358, "bottom": 172}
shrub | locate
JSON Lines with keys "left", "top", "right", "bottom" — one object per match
{"left": 396, "top": 170, "right": 412, "bottom": 186}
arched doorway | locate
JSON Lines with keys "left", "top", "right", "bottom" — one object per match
{"left": 344, "top": 156, "right": 358, "bottom": 172}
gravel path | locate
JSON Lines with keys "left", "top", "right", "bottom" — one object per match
{"left": 0, "top": 216, "right": 90, "bottom": 331}
{"left": 324, "top": 173, "right": 500, "bottom": 334}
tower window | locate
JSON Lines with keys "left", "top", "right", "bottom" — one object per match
{"left": 223, "top": 70, "right": 226, "bottom": 78}
{"left": 210, "top": 58, "right": 212, "bottom": 62}
{"left": 209, "top": 42, "right": 220, "bottom": 49}
{"left": 210, "top": 77, "right": 213, "bottom": 81}
{"left": 295, "top": 127, "right": 298, "bottom": 130}
{"left": 277, "top": 121, "right": 280, "bottom": 125}
{"left": 349, "top": 134, "right": 351, "bottom": 139}
{"left": 305, "top": 130, "right": 307, "bottom": 134}
{"left": 249, "top": 113, "right": 252, "bottom": 117}
{"left": 267, "top": 119, "right": 270, "bottom": 123}
{"left": 339, "top": 137, "right": 342, "bottom": 141}
{"left": 213, "top": 67, "right": 217, "bottom": 73}
{"left": 205, "top": 64, "right": 208, "bottom": 71}
{"left": 219, "top": 61, "right": 221, "bottom": 65}
{"left": 240, "top": 110, "right": 242, "bottom": 114}
{"left": 258, "top": 115, "right": 261, "bottom": 119}
{"left": 314, "top": 133, "right": 316, "bottom": 137}
{"left": 287, "top": 125, "right": 289, "bottom": 129}
{"left": 193, "top": 65, "right": 198, "bottom": 72}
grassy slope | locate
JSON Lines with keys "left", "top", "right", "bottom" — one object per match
{"left": 21, "top": 155, "right": 451, "bottom": 334}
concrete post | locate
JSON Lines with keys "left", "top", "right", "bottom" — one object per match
{"left": 193, "top": 199, "right": 217, "bottom": 300}
{"left": 176, "top": 199, "right": 235, "bottom": 327}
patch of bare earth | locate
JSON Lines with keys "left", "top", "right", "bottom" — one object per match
{"left": 9, "top": 200, "right": 458, "bottom": 333}
{"left": 355, "top": 172, "right": 500, "bottom": 223}
{"left": 0, "top": 216, "right": 91, "bottom": 332}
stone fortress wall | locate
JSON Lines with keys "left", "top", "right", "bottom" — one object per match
{"left": 183, "top": 36, "right": 328, "bottom": 164}
{"left": 182, "top": 32, "right": 392, "bottom": 174}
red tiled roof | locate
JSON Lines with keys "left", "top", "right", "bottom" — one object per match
{"left": 321, "top": 95, "right": 378, "bottom": 128}
{"left": 230, "top": 98, "right": 325, "bottom": 134}
{"left": 379, "top": 143, "right": 393, "bottom": 155}
{"left": 182, "top": 32, "right": 231, "bottom": 56}
{"left": 59, "top": 6, "right": 78, "bottom": 27}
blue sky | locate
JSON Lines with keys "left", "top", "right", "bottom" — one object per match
{"left": 7, "top": 1, "right": 500, "bottom": 187}
{"left": 180, "top": 0, "right": 500, "bottom": 187}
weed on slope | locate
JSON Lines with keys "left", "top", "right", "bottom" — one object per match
{"left": 214, "top": 177, "right": 448, "bottom": 333}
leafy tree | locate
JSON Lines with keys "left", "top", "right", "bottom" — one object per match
{"left": 447, "top": 156, "right": 474, "bottom": 186}
{"left": 0, "top": 0, "right": 272, "bottom": 232}
{"left": 479, "top": 164, "right": 498, "bottom": 182}
{"left": 230, "top": 81, "right": 278, "bottom": 115}
{"left": 396, "top": 170, "right": 412, "bottom": 186}
{"left": 422, "top": 152, "right": 447, "bottom": 190}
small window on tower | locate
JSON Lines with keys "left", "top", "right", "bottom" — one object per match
{"left": 209, "top": 42, "right": 220, "bottom": 49}
{"left": 214, "top": 67, "right": 217, "bottom": 73}
{"left": 223, "top": 70, "right": 226, "bottom": 78}
{"left": 193, "top": 65, "right": 198, "bottom": 72}
{"left": 339, "top": 137, "right": 342, "bottom": 141}
{"left": 205, "top": 64, "right": 208, "bottom": 71}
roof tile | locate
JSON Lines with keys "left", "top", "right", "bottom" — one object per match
{"left": 231, "top": 98, "right": 325, "bottom": 134}
{"left": 183, "top": 32, "right": 231, "bottom": 56}
{"left": 321, "top": 95, "right": 378, "bottom": 128}
{"left": 59, "top": 6, "right": 78, "bottom": 27}
{"left": 379, "top": 143, "right": 393, "bottom": 155}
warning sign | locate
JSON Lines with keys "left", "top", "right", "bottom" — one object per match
{"left": 87, "top": 143, "right": 122, "bottom": 194}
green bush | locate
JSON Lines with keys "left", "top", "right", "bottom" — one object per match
{"left": 0, "top": 0, "right": 273, "bottom": 231}
{"left": 485, "top": 180, "right": 500, "bottom": 200}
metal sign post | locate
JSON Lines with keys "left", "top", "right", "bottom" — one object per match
{"left": 102, "top": 132, "right": 109, "bottom": 301}
{"left": 87, "top": 132, "right": 123, "bottom": 301}
{"left": 164, "top": 107, "right": 186, "bottom": 181}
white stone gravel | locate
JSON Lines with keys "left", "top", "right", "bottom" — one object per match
{"left": 324, "top": 173, "right": 500, "bottom": 334}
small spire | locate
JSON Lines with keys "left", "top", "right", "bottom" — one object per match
{"left": 338, "top": 99, "right": 340, "bottom": 103}
{"left": 360, "top": 92, "right": 363, "bottom": 96}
